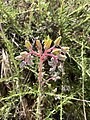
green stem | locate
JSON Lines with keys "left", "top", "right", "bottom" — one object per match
{"left": 60, "top": 93, "right": 63, "bottom": 120}
{"left": 36, "top": 56, "right": 42, "bottom": 120}
{"left": 81, "top": 41, "right": 87, "bottom": 120}
{"left": 60, "top": 80, "right": 63, "bottom": 120}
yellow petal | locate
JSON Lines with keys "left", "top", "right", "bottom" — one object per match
{"left": 54, "top": 36, "right": 61, "bottom": 46}
{"left": 44, "top": 36, "right": 52, "bottom": 49}
{"left": 52, "top": 48, "right": 61, "bottom": 55}
{"left": 36, "top": 40, "right": 42, "bottom": 50}
{"left": 25, "top": 40, "right": 32, "bottom": 50}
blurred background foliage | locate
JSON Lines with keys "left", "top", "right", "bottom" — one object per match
{"left": 0, "top": 0, "right": 90, "bottom": 120}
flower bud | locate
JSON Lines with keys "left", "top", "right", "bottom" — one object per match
{"left": 44, "top": 38, "right": 52, "bottom": 50}
{"left": 20, "top": 51, "right": 28, "bottom": 57}
{"left": 58, "top": 54, "right": 67, "bottom": 61}
{"left": 25, "top": 40, "right": 32, "bottom": 50}
{"left": 61, "top": 47, "right": 69, "bottom": 53}
{"left": 54, "top": 36, "right": 61, "bottom": 46}
{"left": 36, "top": 40, "right": 42, "bottom": 50}
{"left": 52, "top": 48, "right": 61, "bottom": 55}
{"left": 15, "top": 55, "right": 23, "bottom": 60}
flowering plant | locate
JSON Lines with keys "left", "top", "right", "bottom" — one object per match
{"left": 15, "top": 36, "right": 69, "bottom": 119}
{"left": 15, "top": 36, "right": 69, "bottom": 73}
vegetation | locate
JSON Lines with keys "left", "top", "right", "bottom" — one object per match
{"left": 0, "top": 0, "right": 90, "bottom": 120}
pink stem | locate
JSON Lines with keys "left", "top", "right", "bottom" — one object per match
{"left": 28, "top": 50, "right": 40, "bottom": 57}
{"left": 45, "top": 53, "right": 58, "bottom": 61}
{"left": 43, "top": 46, "right": 55, "bottom": 54}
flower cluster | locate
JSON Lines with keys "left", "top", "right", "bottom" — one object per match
{"left": 15, "top": 36, "right": 69, "bottom": 69}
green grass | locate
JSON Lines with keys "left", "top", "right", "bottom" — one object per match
{"left": 0, "top": 0, "right": 90, "bottom": 120}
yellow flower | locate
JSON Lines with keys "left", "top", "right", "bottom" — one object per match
{"left": 54, "top": 36, "right": 61, "bottom": 46}
{"left": 25, "top": 40, "right": 32, "bottom": 50}
{"left": 52, "top": 48, "right": 61, "bottom": 55}
{"left": 44, "top": 36, "right": 52, "bottom": 49}
{"left": 36, "top": 40, "right": 42, "bottom": 50}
